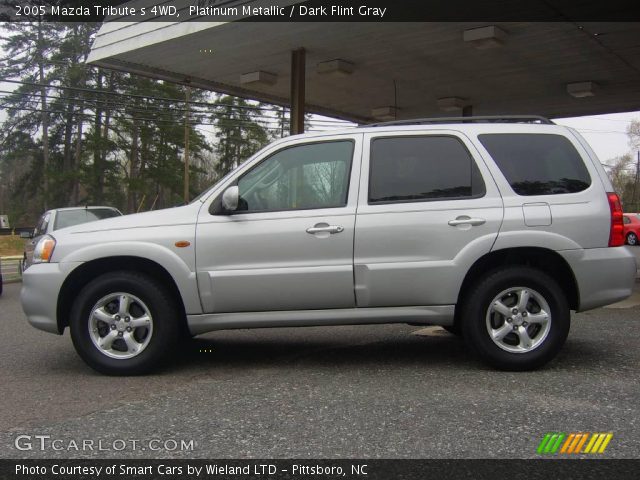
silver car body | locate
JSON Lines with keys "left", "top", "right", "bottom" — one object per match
{"left": 21, "top": 123, "right": 637, "bottom": 336}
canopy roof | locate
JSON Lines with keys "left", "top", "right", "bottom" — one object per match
{"left": 88, "top": 17, "right": 640, "bottom": 122}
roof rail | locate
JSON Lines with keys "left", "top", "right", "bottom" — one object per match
{"left": 364, "top": 115, "right": 554, "bottom": 127}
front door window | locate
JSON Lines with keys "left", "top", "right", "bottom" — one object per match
{"left": 236, "top": 141, "right": 354, "bottom": 213}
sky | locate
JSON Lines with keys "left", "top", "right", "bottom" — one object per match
{"left": 555, "top": 112, "right": 637, "bottom": 162}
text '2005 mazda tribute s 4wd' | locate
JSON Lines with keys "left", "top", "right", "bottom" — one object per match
{"left": 21, "top": 116, "right": 637, "bottom": 375}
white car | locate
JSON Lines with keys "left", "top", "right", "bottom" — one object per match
{"left": 21, "top": 206, "right": 122, "bottom": 272}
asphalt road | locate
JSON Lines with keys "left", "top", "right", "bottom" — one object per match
{"left": 0, "top": 276, "right": 639, "bottom": 459}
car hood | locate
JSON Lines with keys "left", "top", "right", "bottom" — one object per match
{"left": 53, "top": 204, "right": 201, "bottom": 237}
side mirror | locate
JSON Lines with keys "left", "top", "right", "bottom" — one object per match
{"left": 221, "top": 186, "right": 239, "bottom": 212}
{"left": 19, "top": 231, "right": 32, "bottom": 239}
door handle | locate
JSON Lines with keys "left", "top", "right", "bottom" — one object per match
{"left": 448, "top": 216, "right": 486, "bottom": 227}
{"left": 306, "top": 224, "right": 344, "bottom": 234}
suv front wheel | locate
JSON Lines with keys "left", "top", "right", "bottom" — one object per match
{"left": 70, "top": 271, "right": 181, "bottom": 375}
{"left": 461, "top": 267, "right": 570, "bottom": 371}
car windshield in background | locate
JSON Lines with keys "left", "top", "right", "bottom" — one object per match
{"left": 53, "top": 209, "right": 121, "bottom": 231}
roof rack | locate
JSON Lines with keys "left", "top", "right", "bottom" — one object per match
{"left": 364, "top": 115, "right": 554, "bottom": 127}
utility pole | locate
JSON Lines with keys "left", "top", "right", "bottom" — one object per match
{"left": 37, "top": 17, "right": 49, "bottom": 210}
{"left": 183, "top": 83, "right": 191, "bottom": 204}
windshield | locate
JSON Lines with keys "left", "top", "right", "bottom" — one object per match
{"left": 53, "top": 208, "right": 122, "bottom": 231}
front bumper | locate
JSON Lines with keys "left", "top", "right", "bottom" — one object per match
{"left": 21, "top": 262, "right": 82, "bottom": 334}
{"left": 560, "top": 247, "right": 637, "bottom": 312}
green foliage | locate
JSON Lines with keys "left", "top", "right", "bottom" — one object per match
{"left": 212, "top": 96, "right": 272, "bottom": 176}
{"left": 0, "top": 23, "right": 277, "bottom": 223}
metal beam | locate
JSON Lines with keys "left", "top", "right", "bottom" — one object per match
{"left": 290, "top": 48, "right": 306, "bottom": 135}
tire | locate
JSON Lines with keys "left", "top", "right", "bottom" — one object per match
{"left": 70, "top": 271, "right": 182, "bottom": 375}
{"left": 627, "top": 232, "right": 638, "bottom": 246}
{"left": 460, "top": 267, "right": 570, "bottom": 371}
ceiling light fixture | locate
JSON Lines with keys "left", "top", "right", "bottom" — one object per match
{"left": 240, "top": 71, "right": 278, "bottom": 86}
{"left": 317, "top": 59, "right": 354, "bottom": 77}
{"left": 567, "top": 81, "right": 598, "bottom": 98}
{"left": 371, "top": 106, "right": 398, "bottom": 121}
{"left": 463, "top": 25, "right": 507, "bottom": 49}
{"left": 436, "top": 97, "right": 467, "bottom": 112}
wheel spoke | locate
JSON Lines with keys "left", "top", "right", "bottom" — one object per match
{"left": 491, "top": 323, "right": 513, "bottom": 341}
{"left": 517, "top": 289, "right": 530, "bottom": 312}
{"left": 527, "top": 310, "right": 549, "bottom": 324}
{"left": 492, "top": 300, "right": 512, "bottom": 318}
{"left": 517, "top": 326, "right": 533, "bottom": 349}
{"left": 98, "top": 330, "right": 118, "bottom": 350}
{"left": 129, "top": 315, "right": 151, "bottom": 329}
{"left": 123, "top": 332, "right": 140, "bottom": 353}
{"left": 92, "top": 307, "right": 114, "bottom": 324}
{"left": 118, "top": 294, "right": 131, "bottom": 316}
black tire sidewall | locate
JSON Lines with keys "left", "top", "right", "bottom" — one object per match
{"left": 70, "top": 271, "right": 180, "bottom": 375}
{"left": 461, "top": 267, "right": 570, "bottom": 371}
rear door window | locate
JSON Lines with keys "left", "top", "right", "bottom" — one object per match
{"left": 368, "top": 136, "right": 485, "bottom": 204}
{"left": 478, "top": 133, "right": 591, "bottom": 196}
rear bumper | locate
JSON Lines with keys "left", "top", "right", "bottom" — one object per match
{"left": 560, "top": 247, "right": 637, "bottom": 312}
{"left": 20, "top": 262, "right": 82, "bottom": 334}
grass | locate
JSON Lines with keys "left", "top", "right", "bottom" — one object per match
{"left": 0, "top": 236, "right": 27, "bottom": 257}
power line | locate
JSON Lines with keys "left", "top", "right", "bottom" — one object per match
{"left": 0, "top": 78, "right": 354, "bottom": 125}
{"left": 1, "top": 92, "right": 354, "bottom": 133}
{"left": 0, "top": 89, "right": 353, "bottom": 131}
{"left": 0, "top": 104, "right": 334, "bottom": 136}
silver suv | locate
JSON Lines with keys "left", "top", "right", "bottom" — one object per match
{"left": 21, "top": 116, "right": 637, "bottom": 375}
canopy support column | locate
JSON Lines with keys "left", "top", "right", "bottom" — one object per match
{"left": 290, "top": 48, "right": 306, "bottom": 135}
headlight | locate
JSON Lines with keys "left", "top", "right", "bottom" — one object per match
{"left": 33, "top": 235, "right": 56, "bottom": 264}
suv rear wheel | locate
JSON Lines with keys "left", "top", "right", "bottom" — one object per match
{"left": 461, "top": 267, "right": 570, "bottom": 371}
{"left": 70, "top": 271, "right": 181, "bottom": 375}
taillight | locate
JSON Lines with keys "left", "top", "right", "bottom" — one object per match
{"left": 607, "top": 192, "right": 624, "bottom": 247}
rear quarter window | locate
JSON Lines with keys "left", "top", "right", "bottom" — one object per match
{"left": 478, "top": 133, "right": 591, "bottom": 196}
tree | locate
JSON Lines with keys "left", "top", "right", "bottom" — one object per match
{"left": 1, "top": 23, "right": 315, "bottom": 224}
{"left": 212, "top": 95, "right": 271, "bottom": 176}
{"left": 0, "top": 20, "right": 59, "bottom": 211}
{"left": 628, "top": 119, "right": 640, "bottom": 151}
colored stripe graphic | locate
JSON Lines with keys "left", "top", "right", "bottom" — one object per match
{"left": 598, "top": 433, "right": 613, "bottom": 453}
{"left": 537, "top": 433, "right": 565, "bottom": 454}
{"left": 538, "top": 433, "right": 613, "bottom": 455}
{"left": 574, "top": 433, "right": 589, "bottom": 453}
{"left": 537, "top": 433, "right": 552, "bottom": 454}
